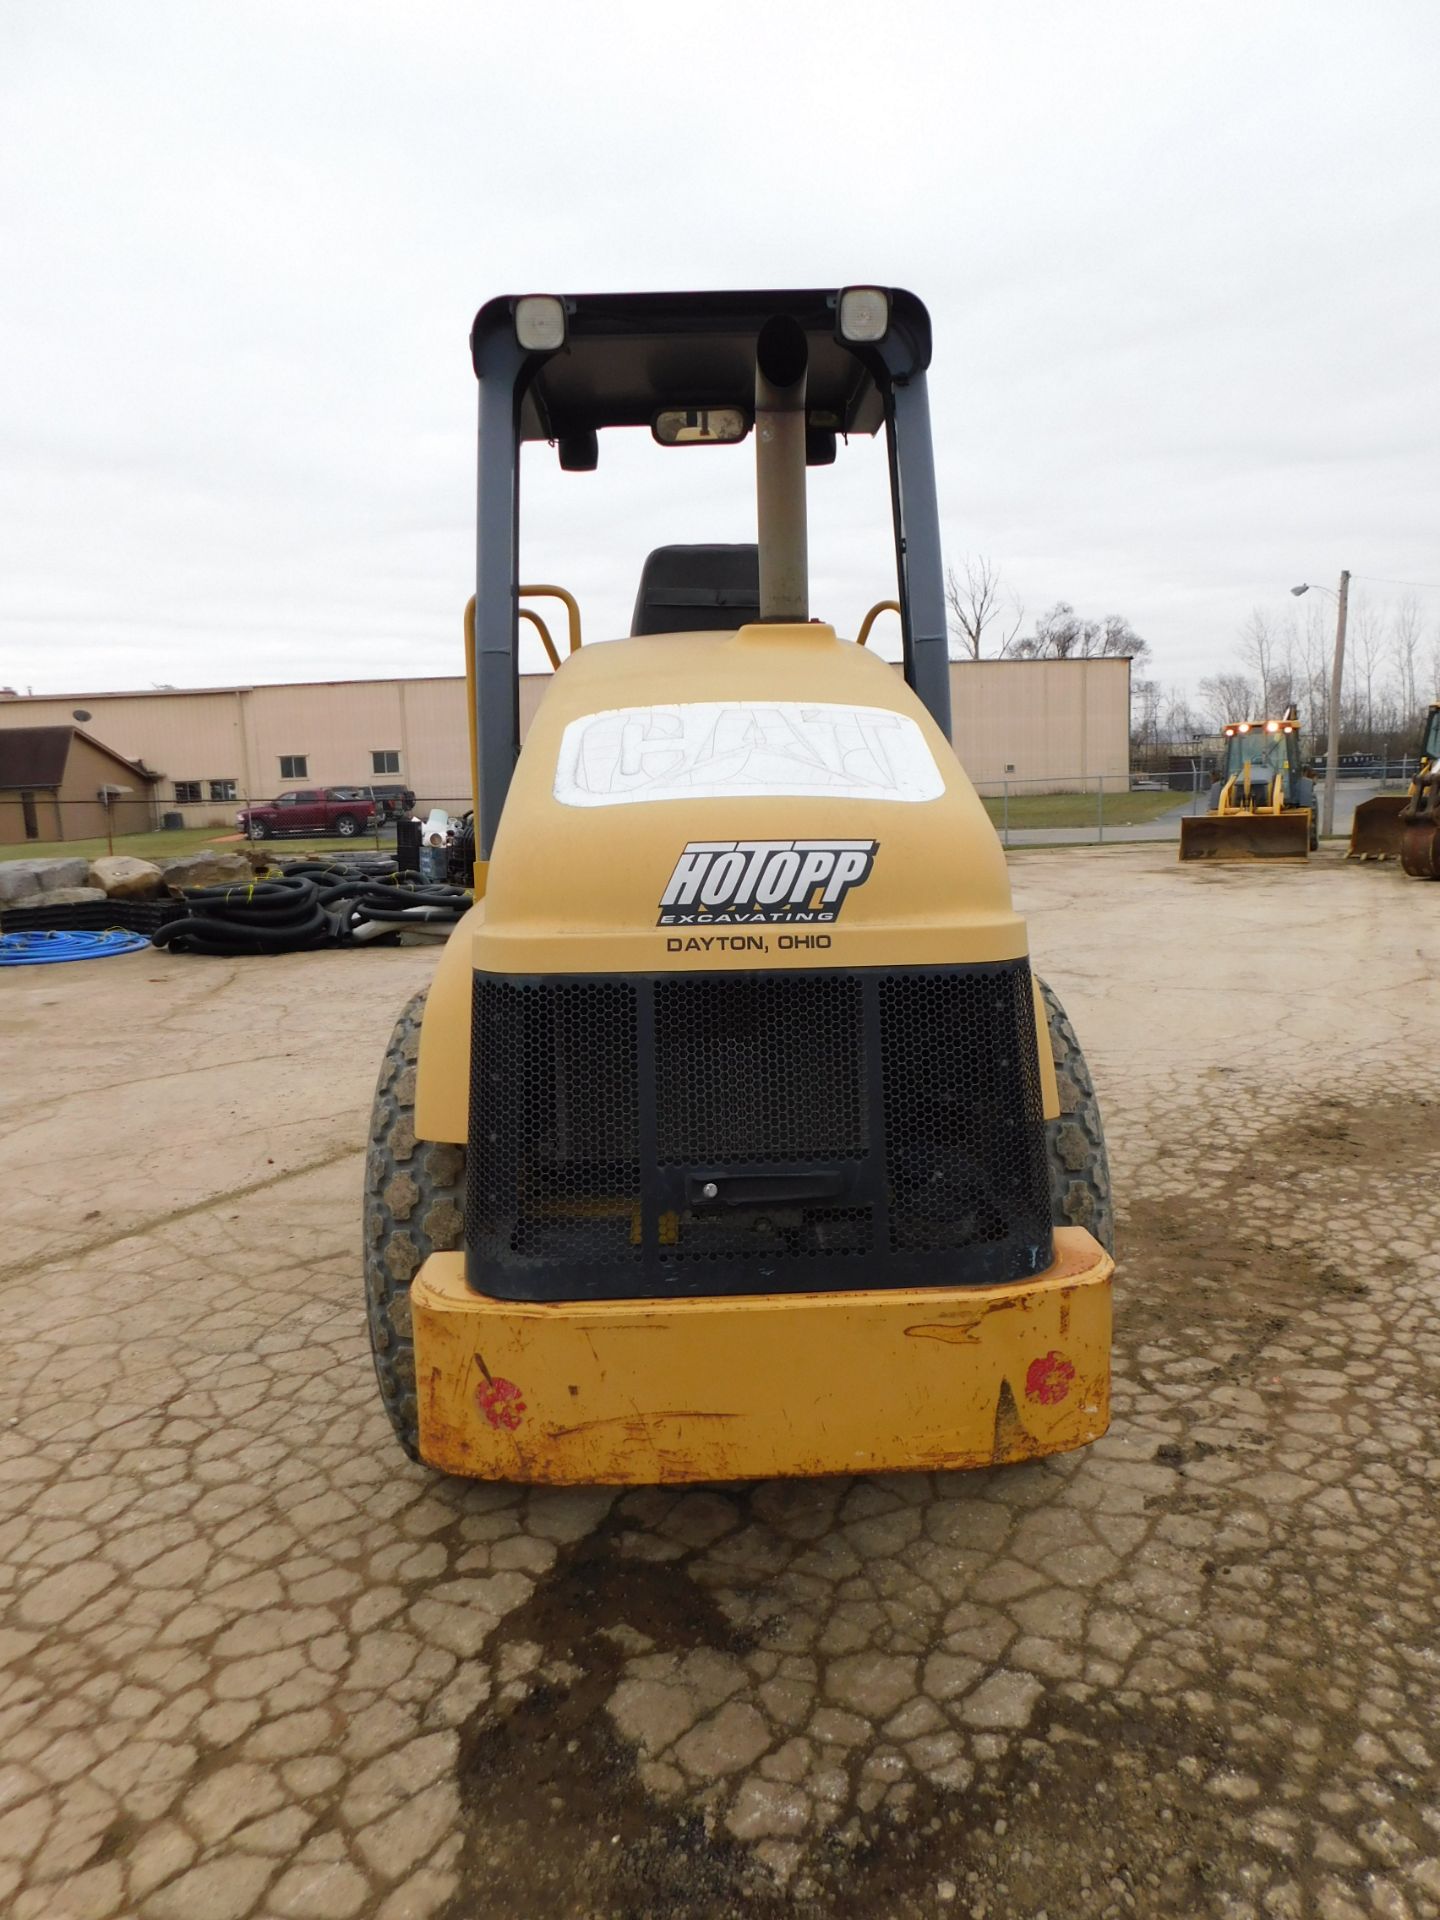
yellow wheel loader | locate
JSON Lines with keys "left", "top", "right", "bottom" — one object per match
{"left": 364, "top": 289, "right": 1113, "bottom": 1485}
{"left": 1348, "top": 704, "right": 1440, "bottom": 877}
{"left": 1178, "top": 714, "right": 1315, "bottom": 862}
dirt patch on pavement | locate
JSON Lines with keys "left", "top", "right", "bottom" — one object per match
{"left": 445, "top": 1522, "right": 779, "bottom": 1920}
{"left": 436, "top": 1533, "right": 843, "bottom": 1920}
{"left": 446, "top": 1523, "right": 984, "bottom": 1920}
{"left": 1116, "top": 1093, "right": 1439, "bottom": 1360}
{"left": 1117, "top": 1189, "right": 1355, "bottom": 1380}
{"left": 443, "top": 1515, "right": 1318, "bottom": 1920}
{"left": 1267, "top": 1092, "right": 1435, "bottom": 1172}
{"left": 955, "top": 1684, "right": 1355, "bottom": 1918}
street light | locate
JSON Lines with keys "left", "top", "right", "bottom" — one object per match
{"left": 1291, "top": 570, "right": 1351, "bottom": 839}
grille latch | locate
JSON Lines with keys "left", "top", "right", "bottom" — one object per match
{"left": 685, "top": 1168, "right": 847, "bottom": 1209}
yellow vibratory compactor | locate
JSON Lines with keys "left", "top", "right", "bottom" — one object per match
{"left": 363, "top": 289, "right": 1114, "bottom": 1484}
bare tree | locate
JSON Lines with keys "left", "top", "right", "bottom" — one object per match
{"left": 1098, "top": 613, "right": 1148, "bottom": 660}
{"left": 1202, "top": 593, "right": 1437, "bottom": 760}
{"left": 1270, "top": 646, "right": 1298, "bottom": 719}
{"left": 1162, "top": 687, "right": 1205, "bottom": 740}
{"left": 1011, "top": 602, "right": 1150, "bottom": 664}
{"left": 1293, "top": 599, "right": 1331, "bottom": 741}
{"left": 1349, "top": 595, "right": 1384, "bottom": 735}
{"left": 1198, "top": 671, "right": 1257, "bottom": 727}
{"left": 1130, "top": 676, "right": 1162, "bottom": 755}
{"left": 1237, "top": 609, "right": 1280, "bottom": 714}
{"left": 1391, "top": 595, "right": 1423, "bottom": 719}
{"left": 944, "top": 556, "right": 1023, "bottom": 660}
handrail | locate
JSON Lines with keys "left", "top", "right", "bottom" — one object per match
{"left": 464, "top": 591, "right": 481, "bottom": 817}
{"left": 855, "top": 599, "right": 901, "bottom": 648}
{"left": 519, "top": 583, "right": 582, "bottom": 655}
{"left": 518, "top": 607, "right": 561, "bottom": 672}
{"left": 463, "top": 588, "right": 574, "bottom": 890}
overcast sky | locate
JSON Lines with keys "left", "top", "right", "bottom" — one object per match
{"left": 4, "top": 0, "right": 1439, "bottom": 698}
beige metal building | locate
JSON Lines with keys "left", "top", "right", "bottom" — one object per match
{"left": 950, "top": 656, "right": 1130, "bottom": 793}
{"left": 0, "top": 655, "right": 1130, "bottom": 827}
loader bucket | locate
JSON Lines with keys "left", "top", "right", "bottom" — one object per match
{"left": 1179, "top": 810, "right": 1311, "bottom": 862}
{"left": 1347, "top": 794, "right": 1408, "bottom": 862}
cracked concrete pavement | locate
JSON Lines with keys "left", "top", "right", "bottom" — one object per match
{"left": 1, "top": 844, "right": 1437, "bottom": 1919}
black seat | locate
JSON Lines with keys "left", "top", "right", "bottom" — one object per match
{"left": 630, "top": 544, "right": 760, "bottom": 636}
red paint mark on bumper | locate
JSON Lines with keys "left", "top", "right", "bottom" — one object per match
{"left": 1025, "top": 1351, "right": 1075, "bottom": 1406}
{"left": 477, "top": 1377, "right": 526, "bottom": 1429}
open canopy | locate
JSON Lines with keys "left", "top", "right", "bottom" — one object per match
{"left": 466, "top": 286, "right": 949, "bottom": 861}
{"left": 470, "top": 288, "right": 933, "bottom": 444}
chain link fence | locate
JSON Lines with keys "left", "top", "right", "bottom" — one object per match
{"left": 3, "top": 763, "right": 1421, "bottom": 863}
{"left": 981, "top": 774, "right": 1194, "bottom": 848}
{"left": 985, "top": 763, "right": 1415, "bottom": 847}
{"left": 0, "top": 786, "right": 478, "bottom": 861}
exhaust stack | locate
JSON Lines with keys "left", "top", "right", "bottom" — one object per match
{"left": 755, "top": 316, "right": 809, "bottom": 621}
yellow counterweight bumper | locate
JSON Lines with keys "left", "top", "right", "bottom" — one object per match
{"left": 411, "top": 1228, "right": 1112, "bottom": 1484}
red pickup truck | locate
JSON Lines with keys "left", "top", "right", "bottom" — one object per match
{"left": 236, "top": 788, "right": 378, "bottom": 840}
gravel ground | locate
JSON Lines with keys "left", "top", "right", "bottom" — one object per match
{"left": 0, "top": 844, "right": 1436, "bottom": 1920}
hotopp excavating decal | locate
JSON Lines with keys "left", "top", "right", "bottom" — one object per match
{"left": 658, "top": 839, "right": 878, "bottom": 926}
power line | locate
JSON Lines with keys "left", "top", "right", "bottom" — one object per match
{"left": 1351, "top": 574, "right": 1440, "bottom": 592}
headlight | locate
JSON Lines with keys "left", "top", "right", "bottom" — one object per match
{"left": 838, "top": 286, "right": 890, "bottom": 343}
{"left": 514, "top": 295, "right": 566, "bottom": 352}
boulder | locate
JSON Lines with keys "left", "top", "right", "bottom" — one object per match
{"left": 34, "top": 858, "right": 91, "bottom": 893}
{"left": 157, "top": 850, "right": 254, "bottom": 893}
{"left": 38, "top": 887, "right": 109, "bottom": 905}
{"left": 88, "top": 855, "right": 163, "bottom": 900}
{"left": 0, "top": 862, "right": 41, "bottom": 906}
{"left": 0, "top": 856, "right": 98, "bottom": 903}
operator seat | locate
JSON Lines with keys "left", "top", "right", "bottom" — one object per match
{"left": 630, "top": 543, "right": 760, "bottom": 636}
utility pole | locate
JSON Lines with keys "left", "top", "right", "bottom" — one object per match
{"left": 1321, "top": 569, "right": 1350, "bottom": 839}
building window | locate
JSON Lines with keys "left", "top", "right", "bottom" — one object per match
{"left": 371, "top": 749, "right": 401, "bottom": 775}
{"left": 174, "top": 780, "right": 202, "bottom": 803}
{"left": 279, "top": 755, "right": 308, "bottom": 780}
{"left": 208, "top": 778, "right": 237, "bottom": 801}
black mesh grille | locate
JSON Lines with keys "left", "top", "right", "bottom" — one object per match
{"left": 467, "top": 979, "right": 642, "bottom": 1272}
{"left": 880, "top": 970, "right": 1049, "bottom": 1255}
{"left": 466, "top": 963, "right": 1051, "bottom": 1302}
{"left": 654, "top": 974, "right": 865, "bottom": 1164}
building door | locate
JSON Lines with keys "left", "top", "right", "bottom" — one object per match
{"left": 21, "top": 792, "right": 38, "bottom": 840}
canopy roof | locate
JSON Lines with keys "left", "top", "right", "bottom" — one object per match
{"left": 470, "top": 288, "right": 932, "bottom": 443}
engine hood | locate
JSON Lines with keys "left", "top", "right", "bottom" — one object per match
{"left": 473, "top": 623, "right": 1027, "bottom": 975}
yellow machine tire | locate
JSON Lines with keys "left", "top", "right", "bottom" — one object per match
{"left": 1038, "top": 977, "right": 1114, "bottom": 1256}
{"left": 363, "top": 988, "right": 466, "bottom": 1461}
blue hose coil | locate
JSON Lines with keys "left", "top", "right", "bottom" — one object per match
{"left": 0, "top": 929, "right": 151, "bottom": 966}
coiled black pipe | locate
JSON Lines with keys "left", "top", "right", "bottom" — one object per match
{"left": 281, "top": 859, "right": 400, "bottom": 884}
{"left": 152, "top": 867, "right": 472, "bottom": 955}
{"left": 324, "top": 877, "right": 472, "bottom": 942}
{"left": 152, "top": 875, "right": 331, "bottom": 955}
